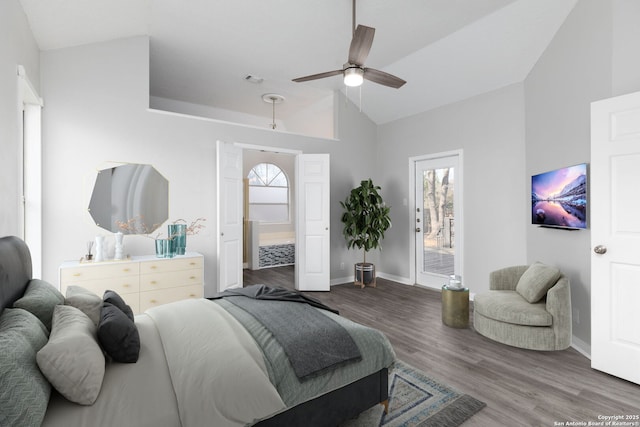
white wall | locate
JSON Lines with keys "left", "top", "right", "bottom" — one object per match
{"left": 377, "top": 83, "right": 527, "bottom": 295}
{"left": 39, "top": 36, "right": 377, "bottom": 296}
{"left": 150, "top": 93, "right": 335, "bottom": 139}
{"left": 525, "top": 0, "right": 611, "bottom": 353}
{"left": 0, "top": 0, "right": 40, "bottom": 237}
{"left": 612, "top": 0, "right": 640, "bottom": 97}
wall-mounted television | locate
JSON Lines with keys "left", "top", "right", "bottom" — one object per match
{"left": 531, "top": 163, "right": 587, "bottom": 229}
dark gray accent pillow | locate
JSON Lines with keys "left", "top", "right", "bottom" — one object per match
{"left": 0, "top": 308, "right": 51, "bottom": 426}
{"left": 14, "top": 279, "right": 64, "bottom": 330}
{"left": 97, "top": 302, "right": 140, "bottom": 363}
{"left": 103, "top": 290, "right": 134, "bottom": 321}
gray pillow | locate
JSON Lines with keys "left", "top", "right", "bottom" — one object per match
{"left": 65, "top": 285, "right": 102, "bottom": 326}
{"left": 0, "top": 308, "right": 51, "bottom": 427}
{"left": 13, "top": 279, "right": 64, "bottom": 330}
{"left": 516, "top": 262, "right": 561, "bottom": 303}
{"left": 36, "top": 305, "right": 105, "bottom": 405}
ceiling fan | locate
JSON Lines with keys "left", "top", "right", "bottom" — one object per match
{"left": 292, "top": 0, "right": 406, "bottom": 89}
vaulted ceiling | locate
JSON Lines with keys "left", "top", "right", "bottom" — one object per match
{"left": 19, "top": 0, "right": 578, "bottom": 125}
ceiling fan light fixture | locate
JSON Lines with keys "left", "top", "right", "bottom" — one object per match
{"left": 343, "top": 67, "right": 364, "bottom": 87}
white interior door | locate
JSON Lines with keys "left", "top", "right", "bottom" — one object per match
{"left": 591, "top": 91, "right": 640, "bottom": 385}
{"left": 216, "top": 141, "right": 243, "bottom": 293}
{"left": 295, "top": 154, "right": 330, "bottom": 291}
{"left": 414, "top": 153, "right": 462, "bottom": 288}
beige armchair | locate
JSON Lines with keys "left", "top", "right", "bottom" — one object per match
{"left": 473, "top": 264, "right": 572, "bottom": 351}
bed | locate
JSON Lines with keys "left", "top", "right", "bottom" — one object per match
{"left": 0, "top": 236, "right": 395, "bottom": 426}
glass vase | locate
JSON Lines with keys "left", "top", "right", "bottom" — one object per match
{"left": 168, "top": 223, "right": 187, "bottom": 255}
{"left": 155, "top": 238, "right": 175, "bottom": 258}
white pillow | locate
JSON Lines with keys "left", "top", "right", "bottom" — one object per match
{"left": 36, "top": 305, "right": 105, "bottom": 405}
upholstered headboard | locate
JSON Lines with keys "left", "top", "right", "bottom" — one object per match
{"left": 0, "top": 236, "right": 32, "bottom": 312}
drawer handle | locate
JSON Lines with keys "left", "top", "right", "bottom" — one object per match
{"left": 150, "top": 266, "right": 157, "bottom": 269}
{"left": 150, "top": 299, "right": 157, "bottom": 304}
{"left": 190, "top": 276, "right": 196, "bottom": 280}
{"left": 189, "top": 262, "right": 196, "bottom": 266}
{"left": 151, "top": 281, "right": 157, "bottom": 285}
{"left": 123, "top": 284, "right": 130, "bottom": 288}
{"left": 189, "top": 294, "right": 196, "bottom": 298}
{"left": 73, "top": 273, "right": 81, "bottom": 277}
{"left": 123, "top": 268, "right": 130, "bottom": 272}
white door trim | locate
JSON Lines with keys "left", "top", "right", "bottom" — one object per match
{"left": 408, "top": 149, "right": 464, "bottom": 287}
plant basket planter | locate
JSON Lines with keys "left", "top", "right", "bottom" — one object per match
{"left": 354, "top": 262, "right": 376, "bottom": 289}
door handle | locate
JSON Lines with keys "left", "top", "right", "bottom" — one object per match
{"left": 416, "top": 227, "right": 421, "bottom": 233}
{"left": 594, "top": 245, "right": 607, "bottom": 254}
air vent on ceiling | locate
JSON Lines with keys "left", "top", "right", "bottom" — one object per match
{"left": 243, "top": 74, "right": 264, "bottom": 84}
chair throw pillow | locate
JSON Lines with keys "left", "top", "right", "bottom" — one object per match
{"left": 65, "top": 285, "right": 102, "bottom": 326}
{"left": 36, "top": 305, "right": 105, "bottom": 405}
{"left": 13, "top": 279, "right": 64, "bottom": 331}
{"left": 515, "top": 262, "right": 561, "bottom": 303}
{"left": 0, "top": 308, "right": 51, "bottom": 426}
{"left": 103, "top": 290, "right": 134, "bottom": 321}
{"left": 97, "top": 302, "right": 140, "bottom": 363}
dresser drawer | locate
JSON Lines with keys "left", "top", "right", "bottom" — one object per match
{"left": 119, "top": 294, "right": 140, "bottom": 316}
{"left": 60, "top": 276, "right": 140, "bottom": 299}
{"left": 140, "top": 269, "right": 202, "bottom": 292}
{"left": 140, "top": 256, "right": 203, "bottom": 274}
{"left": 139, "top": 284, "right": 203, "bottom": 312}
{"left": 60, "top": 262, "right": 139, "bottom": 283}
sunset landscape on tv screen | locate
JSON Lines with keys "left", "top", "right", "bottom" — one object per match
{"left": 531, "top": 163, "right": 587, "bottom": 229}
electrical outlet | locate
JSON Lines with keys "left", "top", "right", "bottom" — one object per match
{"left": 340, "top": 262, "right": 345, "bottom": 270}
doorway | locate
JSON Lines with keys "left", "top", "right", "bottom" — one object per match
{"left": 242, "top": 149, "right": 296, "bottom": 272}
{"left": 216, "top": 141, "right": 331, "bottom": 293}
{"left": 412, "top": 151, "right": 463, "bottom": 288}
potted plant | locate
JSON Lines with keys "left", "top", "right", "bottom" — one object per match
{"left": 340, "top": 179, "right": 391, "bottom": 288}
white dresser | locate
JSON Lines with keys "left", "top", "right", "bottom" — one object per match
{"left": 59, "top": 253, "right": 204, "bottom": 314}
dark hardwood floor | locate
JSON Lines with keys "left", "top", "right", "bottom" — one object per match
{"left": 244, "top": 266, "right": 640, "bottom": 427}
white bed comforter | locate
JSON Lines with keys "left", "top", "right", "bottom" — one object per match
{"left": 147, "top": 299, "right": 286, "bottom": 426}
{"left": 42, "top": 299, "right": 285, "bottom": 427}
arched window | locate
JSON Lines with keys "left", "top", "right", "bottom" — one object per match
{"left": 247, "top": 163, "right": 289, "bottom": 223}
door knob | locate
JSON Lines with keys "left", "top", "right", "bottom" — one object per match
{"left": 594, "top": 245, "right": 607, "bottom": 254}
{"left": 416, "top": 227, "right": 421, "bottom": 233}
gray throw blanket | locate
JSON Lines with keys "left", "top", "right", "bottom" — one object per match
{"left": 213, "top": 285, "right": 362, "bottom": 380}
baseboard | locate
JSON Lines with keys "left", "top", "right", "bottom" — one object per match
{"left": 376, "top": 272, "right": 413, "bottom": 285}
{"left": 570, "top": 335, "right": 591, "bottom": 359}
{"left": 330, "top": 275, "right": 354, "bottom": 286}
{"left": 330, "top": 271, "right": 413, "bottom": 287}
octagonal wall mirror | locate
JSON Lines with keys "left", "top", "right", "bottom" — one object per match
{"left": 88, "top": 163, "right": 169, "bottom": 234}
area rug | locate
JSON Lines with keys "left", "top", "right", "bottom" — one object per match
{"left": 342, "top": 360, "right": 486, "bottom": 427}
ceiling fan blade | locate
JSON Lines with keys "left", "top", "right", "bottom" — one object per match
{"left": 348, "top": 25, "right": 375, "bottom": 66}
{"left": 363, "top": 68, "right": 406, "bottom": 89}
{"left": 292, "top": 69, "right": 343, "bottom": 83}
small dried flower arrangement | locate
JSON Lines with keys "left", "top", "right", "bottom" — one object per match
{"left": 116, "top": 216, "right": 206, "bottom": 239}
{"left": 171, "top": 218, "right": 206, "bottom": 237}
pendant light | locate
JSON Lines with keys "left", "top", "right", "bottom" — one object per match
{"left": 262, "top": 93, "right": 285, "bottom": 129}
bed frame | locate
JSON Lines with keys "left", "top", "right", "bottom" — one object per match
{"left": 0, "top": 235, "right": 388, "bottom": 426}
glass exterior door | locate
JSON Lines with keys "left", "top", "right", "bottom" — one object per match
{"left": 415, "top": 155, "right": 460, "bottom": 287}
